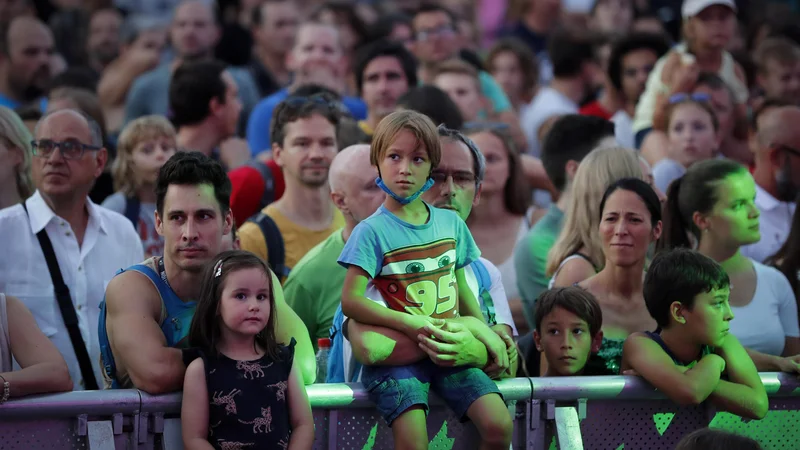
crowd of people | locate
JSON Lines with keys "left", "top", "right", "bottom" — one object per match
{"left": 1, "top": 0, "right": 800, "bottom": 448}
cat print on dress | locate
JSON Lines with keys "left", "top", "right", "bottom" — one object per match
{"left": 236, "top": 360, "right": 273, "bottom": 379}
{"left": 212, "top": 389, "right": 242, "bottom": 415}
{"left": 238, "top": 406, "right": 273, "bottom": 433}
{"left": 267, "top": 380, "right": 288, "bottom": 402}
{"left": 216, "top": 440, "right": 254, "bottom": 450}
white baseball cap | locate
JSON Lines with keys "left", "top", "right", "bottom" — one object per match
{"left": 681, "top": 0, "right": 737, "bottom": 19}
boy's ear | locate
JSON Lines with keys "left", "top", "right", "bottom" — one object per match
{"left": 533, "top": 330, "right": 542, "bottom": 352}
{"left": 591, "top": 330, "right": 604, "bottom": 353}
{"left": 670, "top": 301, "right": 687, "bottom": 325}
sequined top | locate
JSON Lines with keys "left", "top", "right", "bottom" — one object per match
{"left": 584, "top": 337, "right": 626, "bottom": 376}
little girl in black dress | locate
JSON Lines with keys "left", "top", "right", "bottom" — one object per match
{"left": 181, "top": 251, "right": 314, "bottom": 449}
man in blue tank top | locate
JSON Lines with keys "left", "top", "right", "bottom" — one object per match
{"left": 98, "top": 152, "right": 315, "bottom": 393}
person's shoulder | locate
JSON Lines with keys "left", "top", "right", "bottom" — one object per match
{"left": 0, "top": 202, "right": 26, "bottom": 222}
{"left": 286, "top": 230, "right": 344, "bottom": 277}
{"left": 753, "top": 260, "right": 792, "bottom": 287}
{"left": 251, "top": 89, "right": 289, "bottom": 114}
{"left": 100, "top": 192, "right": 126, "bottom": 213}
{"left": 133, "top": 64, "right": 170, "bottom": 87}
{"left": 94, "top": 202, "right": 140, "bottom": 238}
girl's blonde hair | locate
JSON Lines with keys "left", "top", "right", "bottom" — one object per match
{"left": 546, "top": 146, "right": 645, "bottom": 276}
{"left": 0, "top": 106, "right": 34, "bottom": 201}
{"left": 112, "top": 116, "right": 176, "bottom": 196}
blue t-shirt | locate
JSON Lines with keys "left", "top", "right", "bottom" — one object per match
{"left": 246, "top": 89, "right": 368, "bottom": 156}
{"left": 0, "top": 94, "right": 47, "bottom": 112}
{"left": 338, "top": 203, "right": 480, "bottom": 319}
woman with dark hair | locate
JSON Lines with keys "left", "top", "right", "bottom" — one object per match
{"left": 572, "top": 177, "right": 663, "bottom": 375}
{"left": 464, "top": 124, "right": 533, "bottom": 333}
{"left": 766, "top": 199, "right": 800, "bottom": 322}
{"left": 659, "top": 159, "right": 800, "bottom": 370}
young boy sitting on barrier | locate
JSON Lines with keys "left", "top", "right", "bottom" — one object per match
{"left": 339, "top": 110, "right": 513, "bottom": 450}
{"left": 532, "top": 286, "right": 604, "bottom": 376}
{"left": 620, "top": 248, "right": 768, "bottom": 419}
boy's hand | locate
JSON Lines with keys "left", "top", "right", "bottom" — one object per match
{"left": 773, "top": 355, "right": 800, "bottom": 374}
{"left": 476, "top": 328, "right": 509, "bottom": 372}
{"left": 418, "top": 321, "right": 483, "bottom": 367}
{"left": 402, "top": 315, "right": 438, "bottom": 338}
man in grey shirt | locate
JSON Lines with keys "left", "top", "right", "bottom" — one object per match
{"left": 123, "top": 0, "right": 258, "bottom": 133}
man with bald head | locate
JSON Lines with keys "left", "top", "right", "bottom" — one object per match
{"left": 123, "top": 0, "right": 258, "bottom": 132}
{"left": 0, "top": 109, "right": 143, "bottom": 390}
{"left": 742, "top": 106, "right": 800, "bottom": 262}
{"left": 283, "top": 144, "right": 385, "bottom": 352}
{"left": 0, "top": 16, "right": 55, "bottom": 111}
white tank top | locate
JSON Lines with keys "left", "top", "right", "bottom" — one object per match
{"left": 632, "top": 43, "right": 749, "bottom": 134}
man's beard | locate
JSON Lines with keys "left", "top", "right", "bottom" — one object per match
{"left": 10, "top": 73, "right": 47, "bottom": 101}
{"left": 93, "top": 46, "right": 120, "bottom": 67}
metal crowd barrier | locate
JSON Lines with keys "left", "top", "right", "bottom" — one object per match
{"left": 0, "top": 374, "right": 798, "bottom": 450}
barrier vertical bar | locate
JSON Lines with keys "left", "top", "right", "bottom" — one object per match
{"left": 327, "top": 409, "right": 338, "bottom": 450}
{"left": 554, "top": 407, "right": 583, "bottom": 450}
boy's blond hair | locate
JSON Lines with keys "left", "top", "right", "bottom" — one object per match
{"left": 370, "top": 110, "right": 441, "bottom": 172}
{"left": 433, "top": 58, "right": 480, "bottom": 81}
{"left": 112, "top": 116, "right": 177, "bottom": 196}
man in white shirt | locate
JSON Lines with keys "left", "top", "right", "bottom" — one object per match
{"left": 0, "top": 109, "right": 144, "bottom": 390}
{"left": 521, "top": 32, "right": 599, "bottom": 157}
{"left": 742, "top": 106, "right": 800, "bottom": 262}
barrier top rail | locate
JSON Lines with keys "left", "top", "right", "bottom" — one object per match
{"left": 0, "top": 374, "right": 796, "bottom": 419}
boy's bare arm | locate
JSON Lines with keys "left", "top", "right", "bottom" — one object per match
{"left": 456, "top": 267, "right": 483, "bottom": 320}
{"left": 622, "top": 334, "right": 724, "bottom": 406}
{"left": 341, "top": 266, "right": 430, "bottom": 336}
{"left": 708, "top": 335, "right": 769, "bottom": 420}
{"left": 347, "top": 320, "right": 427, "bottom": 366}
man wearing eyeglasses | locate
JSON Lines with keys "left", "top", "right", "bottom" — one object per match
{"left": 0, "top": 109, "right": 144, "bottom": 390}
{"left": 742, "top": 106, "right": 800, "bottom": 263}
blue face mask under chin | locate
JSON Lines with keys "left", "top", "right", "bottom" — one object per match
{"left": 375, "top": 177, "right": 435, "bottom": 205}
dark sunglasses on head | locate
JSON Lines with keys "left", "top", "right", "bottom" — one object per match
{"left": 668, "top": 93, "right": 711, "bottom": 104}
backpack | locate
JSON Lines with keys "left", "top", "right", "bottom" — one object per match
{"left": 246, "top": 160, "right": 277, "bottom": 211}
{"left": 124, "top": 196, "right": 140, "bottom": 228}
{"left": 246, "top": 212, "right": 290, "bottom": 279}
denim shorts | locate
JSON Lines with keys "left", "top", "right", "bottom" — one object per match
{"left": 360, "top": 360, "right": 501, "bottom": 426}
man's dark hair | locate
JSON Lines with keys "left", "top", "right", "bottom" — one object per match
{"left": 411, "top": 2, "right": 456, "bottom": 34}
{"left": 548, "top": 31, "right": 596, "bottom": 79}
{"left": 169, "top": 59, "right": 228, "bottom": 128}
{"left": 607, "top": 32, "right": 670, "bottom": 92}
{"left": 368, "top": 13, "right": 411, "bottom": 41}
{"left": 397, "top": 85, "right": 463, "bottom": 130}
{"left": 675, "top": 428, "right": 762, "bottom": 450}
{"left": 540, "top": 115, "right": 615, "bottom": 192}
{"left": 270, "top": 95, "right": 342, "bottom": 147}
{"left": 155, "top": 151, "right": 232, "bottom": 217}
{"left": 251, "top": 0, "right": 290, "bottom": 27}
{"left": 353, "top": 39, "right": 418, "bottom": 96}
{"left": 644, "top": 249, "right": 730, "bottom": 328}
{"left": 49, "top": 67, "right": 100, "bottom": 93}
{"left": 533, "top": 286, "right": 603, "bottom": 337}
